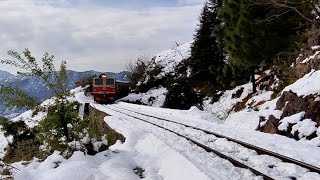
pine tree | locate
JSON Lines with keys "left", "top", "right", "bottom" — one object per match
{"left": 216, "top": 0, "right": 309, "bottom": 92}
{"left": 189, "top": 0, "right": 224, "bottom": 86}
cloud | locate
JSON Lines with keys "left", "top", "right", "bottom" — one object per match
{"left": 0, "top": 0, "right": 202, "bottom": 73}
{"left": 177, "top": 0, "right": 206, "bottom": 6}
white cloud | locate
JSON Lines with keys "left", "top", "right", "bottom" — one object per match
{"left": 178, "top": 0, "right": 206, "bottom": 6}
{"left": 0, "top": 0, "right": 202, "bottom": 73}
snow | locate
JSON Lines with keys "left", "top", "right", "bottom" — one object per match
{"left": 311, "top": 45, "right": 320, "bottom": 50}
{"left": 107, "top": 102, "right": 320, "bottom": 171}
{"left": 300, "top": 50, "right": 320, "bottom": 64}
{"left": 291, "top": 119, "right": 318, "bottom": 139}
{"left": 203, "top": 83, "right": 253, "bottom": 120}
{"left": 283, "top": 70, "right": 320, "bottom": 96}
{"left": 2, "top": 63, "right": 320, "bottom": 179}
{"left": 224, "top": 110, "right": 260, "bottom": 130}
{"left": 0, "top": 130, "right": 9, "bottom": 158}
{"left": 100, "top": 105, "right": 259, "bottom": 180}
{"left": 245, "top": 91, "right": 273, "bottom": 107}
{"left": 154, "top": 41, "right": 191, "bottom": 76}
{"left": 8, "top": 86, "right": 91, "bottom": 128}
{"left": 135, "top": 41, "right": 191, "bottom": 88}
{"left": 119, "top": 87, "right": 167, "bottom": 107}
{"left": 2, "top": 86, "right": 320, "bottom": 179}
{"left": 69, "top": 86, "right": 93, "bottom": 104}
{"left": 94, "top": 103, "right": 320, "bottom": 179}
{"left": 134, "top": 134, "right": 211, "bottom": 180}
{"left": 13, "top": 114, "right": 213, "bottom": 180}
{"left": 278, "top": 112, "right": 305, "bottom": 131}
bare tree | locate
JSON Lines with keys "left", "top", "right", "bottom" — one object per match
{"left": 249, "top": 0, "right": 319, "bottom": 24}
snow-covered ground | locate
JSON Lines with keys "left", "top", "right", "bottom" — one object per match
{"left": 119, "top": 87, "right": 167, "bottom": 107}
{"left": 99, "top": 103, "right": 320, "bottom": 179}
{"left": 0, "top": 88, "right": 217, "bottom": 180}
{"left": 106, "top": 102, "right": 320, "bottom": 169}
{"left": 1, "top": 83, "right": 320, "bottom": 179}
{"left": 12, "top": 117, "right": 212, "bottom": 180}
{"left": 2, "top": 49, "right": 320, "bottom": 179}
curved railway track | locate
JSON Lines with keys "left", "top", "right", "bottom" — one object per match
{"left": 102, "top": 105, "right": 320, "bottom": 180}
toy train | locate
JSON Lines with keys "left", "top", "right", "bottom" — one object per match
{"left": 92, "top": 74, "right": 130, "bottom": 103}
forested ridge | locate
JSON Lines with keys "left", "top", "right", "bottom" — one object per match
{"left": 128, "top": 0, "right": 319, "bottom": 110}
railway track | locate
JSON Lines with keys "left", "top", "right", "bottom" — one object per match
{"left": 103, "top": 105, "right": 320, "bottom": 180}
{"left": 114, "top": 106, "right": 320, "bottom": 173}
{"left": 99, "top": 107, "right": 319, "bottom": 179}
{"left": 105, "top": 105, "right": 272, "bottom": 179}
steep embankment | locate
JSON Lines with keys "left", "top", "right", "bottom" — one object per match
{"left": 203, "top": 48, "right": 320, "bottom": 147}
{"left": 123, "top": 40, "right": 320, "bottom": 146}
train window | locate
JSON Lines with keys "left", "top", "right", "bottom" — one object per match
{"left": 94, "top": 78, "right": 104, "bottom": 85}
{"left": 106, "top": 79, "right": 115, "bottom": 85}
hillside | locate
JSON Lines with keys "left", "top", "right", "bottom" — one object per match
{"left": 120, "top": 42, "right": 192, "bottom": 106}
{"left": 0, "top": 70, "right": 13, "bottom": 79}
{"left": 1, "top": 80, "right": 320, "bottom": 179}
{"left": 1, "top": 42, "right": 320, "bottom": 179}
{"left": 121, "top": 39, "right": 320, "bottom": 148}
{"left": 2, "top": 0, "right": 320, "bottom": 179}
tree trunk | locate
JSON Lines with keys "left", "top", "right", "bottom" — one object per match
{"left": 59, "top": 103, "right": 69, "bottom": 142}
{"left": 251, "top": 69, "right": 257, "bottom": 93}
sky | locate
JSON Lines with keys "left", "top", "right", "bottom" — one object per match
{"left": 0, "top": 0, "right": 205, "bottom": 74}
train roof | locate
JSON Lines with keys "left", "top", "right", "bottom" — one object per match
{"left": 115, "top": 80, "right": 130, "bottom": 83}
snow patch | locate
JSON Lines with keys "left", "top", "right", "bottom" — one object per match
{"left": 120, "top": 87, "right": 167, "bottom": 107}
{"left": 291, "top": 119, "right": 317, "bottom": 139}
{"left": 278, "top": 112, "right": 305, "bottom": 131}
{"left": 283, "top": 70, "right": 320, "bottom": 96}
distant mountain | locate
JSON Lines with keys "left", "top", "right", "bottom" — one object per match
{"left": 0, "top": 70, "right": 14, "bottom": 79}
{"left": 0, "top": 70, "right": 129, "bottom": 118}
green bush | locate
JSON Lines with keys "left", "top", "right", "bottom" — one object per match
{"left": 3, "top": 138, "right": 47, "bottom": 164}
{"left": 0, "top": 120, "right": 47, "bottom": 164}
{"left": 0, "top": 120, "right": 27, "bottom": 138}
{"left": 163, "top": 81, "right": 201, "bottom": 110}
{"left": 37, "top": 101, "right": 81, "bottom": 153}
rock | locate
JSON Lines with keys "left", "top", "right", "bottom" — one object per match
{"left": 259, "top": 115, "right": 279, "bottom": 134}
{"left": 276, "top": 91, "right": 320, "bottom": 125}
{"left": 294, "top": 58, "right": 320, "bottom": 79}
{"left": 261, "top": 90, "right": 320, "bottom": 140}
{"left": 232, "top": 87, "right": 244, "bottom": 99}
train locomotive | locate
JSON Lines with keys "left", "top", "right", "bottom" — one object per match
{"left": 92, "top": 74, "right": 130, "bottom": 103}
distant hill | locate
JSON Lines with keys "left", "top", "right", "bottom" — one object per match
{"left": 0, "top": 70, "right": 129, "bottom": 118}
{"left": 0, "top": 70, "right": 14, "bottom": 79}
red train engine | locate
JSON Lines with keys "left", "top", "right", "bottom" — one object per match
{"left": 92, "top": 74, "right": 130, "bottom": 103}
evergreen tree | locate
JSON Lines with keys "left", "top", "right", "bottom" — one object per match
{"left": 216, "top": 0, "right": 309, "bottom": 92}
{"left": 189, "top": 0, "right": 224, "bottom": 87}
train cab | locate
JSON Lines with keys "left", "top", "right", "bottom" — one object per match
{"left": 92, "top": 74, "right": 116, "bottom": 103}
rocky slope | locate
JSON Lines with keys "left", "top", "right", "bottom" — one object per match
{"left": 204, "top": 49, "right": 320, "bottom": 147}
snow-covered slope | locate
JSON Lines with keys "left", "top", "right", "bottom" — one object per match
{"left": 119, "top": 87, "right": 167, "bottom": 107}
{"left": 2, "top": 83, "right": 320, "bottom": 179}
{"left": 153, "top": 41, "right": 192, "bottom": 77}
{"left": 124, "top": 41, "right": 192, "bottom": 107}
{"left": 0, "top": 87, "right": 214, "bottom": 180}
{"left": 201, "top": 68, "right": 320, "bottom": 147}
